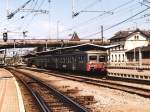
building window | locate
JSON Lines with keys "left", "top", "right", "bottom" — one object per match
{"left": 122, "top": 45, "right": 124, "bottom": 50}
{"left": 111, "top": 55, "right": 113, "bottom": 62}
{"left": 122, "top": 54, "right": 124, "bottom": 62}
{"left": 115, "top": 55, "right": 117, "bottom": 62}
{"left": 134, "top": 35, "right": 139, "bottom": 40}
{"left": 118, "top": 54, "right": 120, "bottom": 62}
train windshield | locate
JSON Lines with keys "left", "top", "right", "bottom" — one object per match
{"left": 89, "top": 56, "right": 97, "bottom": 61}
{"left": 99, "top": 56, "right": 106, "bottom": 62}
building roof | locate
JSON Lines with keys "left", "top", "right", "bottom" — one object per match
{"left": 109, "top": 28, "right": 150, "bottom": 40}
{"left": 24, "top": 43, "right": 119, "bottom": 57}
{"left": 70, "top": 32, "right": 80, "bottom": 41}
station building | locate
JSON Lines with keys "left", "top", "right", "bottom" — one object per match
{"left": 108, "top": 28, "right": 150, "bottom": 65}
{"left": 126, "top": 46, "right": 150, "bottom": 65}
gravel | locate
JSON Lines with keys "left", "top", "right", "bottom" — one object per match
{"left": 20, "top": 69, "right": 150, "bottom": 112}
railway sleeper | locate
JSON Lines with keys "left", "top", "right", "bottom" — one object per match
{"left": 65, "top": 88, "right": 81, "bottom": 94}
{"left": 73, "top": 96, "right": 97, "bottom": 105}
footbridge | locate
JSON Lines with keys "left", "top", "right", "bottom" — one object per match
{"left": 0, "top": 39, "right": 109, "bottom": 49}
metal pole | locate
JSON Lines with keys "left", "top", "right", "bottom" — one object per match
{"left": 45, "top": 40, "right": 47, "bottom": 51}
{"left": 133, "top": 47, "right": 136, "bottom": 63}
{"left": 57, "top": 21, "right": 59, "bottom": 41}
{"left": 101, "top": 25, "right": 104, "bottom": 45}
{"left": 13, "top": 39, "right": 16, "bottom": 66}
{"left": 139, "top": 47, "right": 142, "bottom": 69}
{"left": 48, "top": 0, "right": 51, "bottom": 40}
{"left": 6, "top": 0, "right": 9, "bottom": 17}
{"left": 72, "top": 0, "right": 75, "bottom": 17}
{"left": 4, "top": 49, "right": 6, "bottom": 65}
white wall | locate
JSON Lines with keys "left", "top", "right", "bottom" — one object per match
{"left": 109, "top": 51, "right": 127, "bottom": 64}
{"left": 124, "top": 33, "right": 148, "bottom": 51}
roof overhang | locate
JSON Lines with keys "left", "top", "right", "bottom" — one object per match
{"left": 126, "top": 46, "right": 150, "bottom": 53}
{"left": 24, "top": 43, "right": 120, "bottom": 57}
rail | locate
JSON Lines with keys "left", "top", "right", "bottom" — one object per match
{"left": 8, "top": 68, "right": 89, "bottom": 112}
{"left": 23, "top": 67, "right": 150, "bottom": 98}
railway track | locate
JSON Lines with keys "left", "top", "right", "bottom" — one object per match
{"left": 22, "top": 67, "right": 150, "bottom": 98}
{"left": 8, "top": 68, "right": 89, "bottom": 112}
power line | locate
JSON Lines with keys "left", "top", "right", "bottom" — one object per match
{"left": 58, "top": 0, "right": 135, "bottom": 35}
{"left": 78, "top": 0, "right": 102, "bottom": 13}
{"left": 0, "top": 0, "right": 35, "bottom": 29}
{"left": 82, "top": 6, "right": 150, "bottom": 38}
{"left": 21, "top": 0, "right": 47, "bottom": 31}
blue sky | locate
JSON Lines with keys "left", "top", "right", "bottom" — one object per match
{"left": 0, "top": 0, "right": 150, "bottom": 40}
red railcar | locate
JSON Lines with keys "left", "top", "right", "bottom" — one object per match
{"left": 27, "top": 50, "right": 107, "bottom": 75}
{"left": 25, "top": 43, "right": 111, "bottom": 75}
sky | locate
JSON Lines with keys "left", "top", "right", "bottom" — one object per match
{"left": 0, "top": 0, "right": 150, "bottom": 41}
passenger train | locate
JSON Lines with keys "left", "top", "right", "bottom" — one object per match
{"left": 26, "top": 44, "right": 109, "bottom": 75}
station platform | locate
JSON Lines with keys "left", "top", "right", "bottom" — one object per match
{"left": 0, "top": 68, "right": 25, "bottom": 112}
{"left": 108, "top": 68, "right": 150, "bottom": 80}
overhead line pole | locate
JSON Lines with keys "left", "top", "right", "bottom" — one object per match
{"left": 57, "top": 21, "right": 59, "bottom": 41}
{"left": 101, "top": 25, "right": 103, "bottom": 45}
{"left": 48, "top": 0, "right": 51, "bottom": 41}
{"left": 72, "top": 0, "right": 75, "bottom": 18}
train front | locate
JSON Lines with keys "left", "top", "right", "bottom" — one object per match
{"left": 86, "top": 54, "right": 107, "bottom": 75}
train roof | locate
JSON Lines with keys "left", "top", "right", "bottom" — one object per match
{"left": 24, "top": 43, "right": 119, "bottom": 57}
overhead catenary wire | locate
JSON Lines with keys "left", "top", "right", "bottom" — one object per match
{"left": 58, "top": 0, "right": 135, "bottom": 36}
{"left": 81, "top": 6, "right": 150, "bottom": 38}
{"left": 0, "top": 0, "right": 35, "bottom": 29}
{"left": 21, "top": 0, "right": 47, "bottom": 31}
{"left": 72, "top": 2, "right": 141, "bottom": 39}
{"left": 77, "top": 0, "right": 102, "bottom": 14}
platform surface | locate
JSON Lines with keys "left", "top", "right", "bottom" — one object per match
{"left": 0, "top": 68, "right": 25, "bottom": 112}
{"left": 108, "top": 68, "right": 150, "bottom": 76}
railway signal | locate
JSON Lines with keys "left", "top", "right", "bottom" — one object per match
{"left": 3, "top": 32, "right": 8, "bottom": 42}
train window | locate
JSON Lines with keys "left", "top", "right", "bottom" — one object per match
{"left": 81, "top": 56, "right": 84, "bottom": 61}
{"left": 78, "top": 56, "right": 80, "bottom": 61}
{"left": 89, "top": 56, "right": 97, "bottom": 61}
{"left": 99, "top": 56, "right": 106, "bottom": 62}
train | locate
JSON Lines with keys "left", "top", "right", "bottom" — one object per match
{"left": 25, "top": 43, "right": 111, "bottom": 75}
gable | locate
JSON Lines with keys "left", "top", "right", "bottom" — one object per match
{"left": 126, "top": 32, "right": 147, "bottom": 41}
{"left": 109, "top": 29, "right": 150, "bottom": 41}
